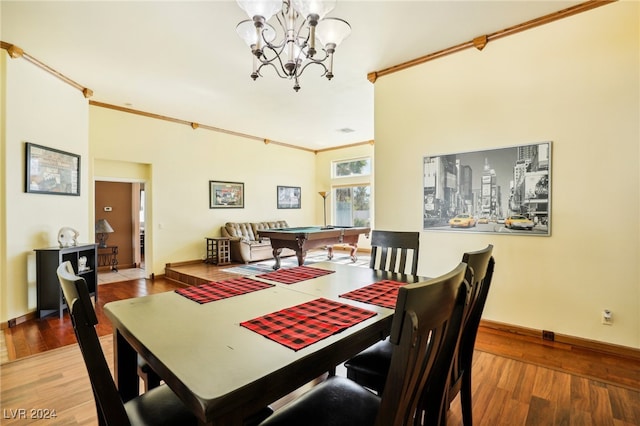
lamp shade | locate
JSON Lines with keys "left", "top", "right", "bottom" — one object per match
{"left": 291, "top": 0, "right": 336, "bottom": 20}
{"left": 236, "top": 19, "right": 277, "bottom": 47}
{"left": 95, "top": 219, "right": 114, "bottom": 234}
{"left": 316, "top": 17, "right": 351, "bottom": 48}
{"left": 236, "top": 0, "right": 282, "bottom": 21}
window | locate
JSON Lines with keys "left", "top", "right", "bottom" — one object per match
{"left": 330, "top": 156, "right": 372, "bottom": 227}
{"left": 334, "top": 185, "right": 370, "bottom": 227}
{"left": 333, "top": 158, "right": 371, "bottom": 178}
{"left": 139, "top": 189, "right": 145, "bottom": 224}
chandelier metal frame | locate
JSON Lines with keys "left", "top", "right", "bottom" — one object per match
{"left": 236, "top": 0, "right": 351, "bottom": 92}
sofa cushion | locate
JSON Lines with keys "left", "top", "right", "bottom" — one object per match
{"left": 221, "top": 221, "right": 294, "bottom": 263}
{"left": 251, "top": 221, "right": 289, "bottom": 237}
{"left": 224, "top": 222, "right": 256, "bottom": 241}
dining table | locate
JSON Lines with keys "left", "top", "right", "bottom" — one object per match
{"left": 104, "top": 261, "right": 427, "bottom": 425}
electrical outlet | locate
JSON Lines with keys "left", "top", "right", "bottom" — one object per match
{"left": 542, "top": 330, "right": 555, "bottom": 341}
{"left": 602, "top": 309, "right": 613, "bottom": 325}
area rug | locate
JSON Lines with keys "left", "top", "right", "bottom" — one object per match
{"left": 223, "top": 250, "right": 370, "bottom": 276}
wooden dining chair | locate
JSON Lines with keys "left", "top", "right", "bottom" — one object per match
{"left": 369, "top": 230, "right": 420, "bottom": 275}
{"left": 326, "top": 229, "right": 420, "bottom": 379}
{"left": 57, "top": 261, "right": 199, "bottom": 425}
{"left": 344, "top": 245, "right": 495, "bottom": 426}
{"left": 446, "top": 246, "right": 495, "bottom": 426}
{"left": 341, "top": 229, "right": 421, "bottom": 392}
{"left": 57, "top": 261, "right": 273, "bottom": 426}
{"left": 258, "top": 262, "right": 470, "bottom": 426}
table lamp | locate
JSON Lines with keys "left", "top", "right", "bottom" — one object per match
{"left": 318, "top": 191, "right": 330, "bottom": 227}
{"left": 95, "top": 219, "right": 114, "bottom": 248}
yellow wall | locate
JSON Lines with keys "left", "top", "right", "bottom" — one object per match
{"left": 374, "top": 2, "right": 639, "bottom": 348}
{"left": 1, "top": 52, "right": 7, "bottom": 324}
{"left": 1, "top": 52, "right": 90, "bottom": 321}
{"left": 89, "top": 107, "right": 318, "bottom": 275}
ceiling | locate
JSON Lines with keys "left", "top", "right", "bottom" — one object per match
{"left": 2, "top": 1, "right": 584, "bottom": 151}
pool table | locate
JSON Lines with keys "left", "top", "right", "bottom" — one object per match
{"left": 257, "top": 226, "right": 371, "bottom": 270}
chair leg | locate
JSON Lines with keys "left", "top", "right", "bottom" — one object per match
{"left": 243, "top": 406, "right": 274, "bottom": 426}
{"left": 461, "top": 374, "right": 473, "bottom": 426}
{"left": 138, "top": 363, "right": 162, "bottom": 392}
{"left": 145, "top": 370, "right": 162, "bottom": 391}
{"left": 92, "top": 388, "right": 107, "bottom": 426}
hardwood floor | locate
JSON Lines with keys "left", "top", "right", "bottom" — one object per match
{"left": 2, "top": 264, "right": 639, "bottom": 425}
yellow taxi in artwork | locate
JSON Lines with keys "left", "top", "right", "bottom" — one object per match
{"left": 449, "top": 214, "right": 477, "bottom": 228}
{"left": 505, "top": 215, "right": 534, "bottom": 230}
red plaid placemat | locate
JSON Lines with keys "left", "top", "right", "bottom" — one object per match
{"left": 339, "top": 280, "right": 406, "bottom": 309}
{"left": 240, "top": 298, "right": 376, "bottom": 351}
{"left": 256, "top": 265, "right": 335, "bottom": 284}
{"left": 175, "top": 277, "right": 274, "bottom": 304}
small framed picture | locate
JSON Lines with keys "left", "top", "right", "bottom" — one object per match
{"left": 25, "top": 142, "right": 81, "bottom": 196}
{"left": 277, "top": 186, "right": 301, "bottom": 209}
{"left": 210, "top": 181, "right": 244, "bottom": 208}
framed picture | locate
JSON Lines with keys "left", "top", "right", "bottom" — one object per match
{"left": 210, "top": 181, "right": 244, "bottom": 208}
{"left": 277, "top": 185, "right": 301, "bottom": 209}
{"left": 25, "top": 142, "right": 81, "bottom": 196}
{"left": 423, "top": 141, "right": 551, "bottom": 236}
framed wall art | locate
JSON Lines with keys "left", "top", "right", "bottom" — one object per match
{"left": 277, "top": 185, "right": 301, "bottom": 209}
{"left": 423, "top": 141, "right": 551, "bottom": 236}
{"left": 210, "top": 181, "right": 244, "bottom": 208}
{"left": 25, "top": 142, "right": 81, "bottom": 196}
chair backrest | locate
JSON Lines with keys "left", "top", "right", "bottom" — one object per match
{"left": 369, "top": 230, "right": 420, "bottom": 275}
{"left": 376, "top": 262, "right": 470, "bottom": 426}
{"left": 448, "top": 245, "right": 495, "bottom": 402}
{"left": 57, "top": 261, "right": 131, "bottom": 426}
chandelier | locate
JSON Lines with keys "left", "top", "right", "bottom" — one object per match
{"left": 235, "top": 0, "right": 351, "bottom": 92}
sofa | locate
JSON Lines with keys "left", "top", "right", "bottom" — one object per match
{"left": 220, "top": 220, "right": 296, "bottom": 264}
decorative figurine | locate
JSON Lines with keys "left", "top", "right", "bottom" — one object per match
{"left": 78, "top": 256, "right": 88, "bottom": 272}
{"left": 58, "top": 227, "right": 79, "bottom": 248}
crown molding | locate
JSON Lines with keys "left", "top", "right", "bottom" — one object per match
{"left": 367, "top": 0, "right": 616, "bottom": 83}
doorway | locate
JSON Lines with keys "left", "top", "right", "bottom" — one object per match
{"left": 139, "top": 184, "right": 145, "bottom": 268}
{"left": 95, "top": 180, "right": 146, "bottom": 284}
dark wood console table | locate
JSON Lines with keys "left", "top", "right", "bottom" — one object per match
{"left": 97, "top": 245, "right": 119, "bottom": 271}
